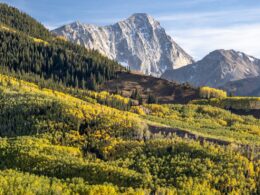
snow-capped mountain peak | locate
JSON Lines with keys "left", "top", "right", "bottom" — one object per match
{"left": 52, "top": 13, "right": 194, "bottom": 77}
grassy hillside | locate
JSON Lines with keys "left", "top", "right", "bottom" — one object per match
{"left": 0, "top": 73, "right": 259, "bottom": 194}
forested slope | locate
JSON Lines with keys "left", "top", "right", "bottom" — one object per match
{"left": 0, "top": 3, "right": 51, "bottom": 39}
{"left": 138, "top": 104, "right": 260, "bottom": 147}
{"left": 0, "top": 28, "right": 124, "bottom": 90}
{"left": 0, "top": 26, "right": 199, "bottom": 104}
{"left": 0, "top": 2, "right": 124, "bottom": 91}
{"left": 0, "top": 3, "right": 259, "bottom": 194}
{"left": 0, "top": 74, "right": 259, "bottom": 194}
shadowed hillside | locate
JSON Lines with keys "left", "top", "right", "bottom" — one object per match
{"left": 221, "top": 76, "right": 260, "bottom": 96}
{"left": 101, "top": 72, "right": 199, "bottom": 104}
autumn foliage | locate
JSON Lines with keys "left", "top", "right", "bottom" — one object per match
{"left": 200, "top": 86, "right": 227, "bottom": 99}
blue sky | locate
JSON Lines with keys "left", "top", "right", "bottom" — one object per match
{"left": 2, "top": 0, "right": 260, "bottom": 59}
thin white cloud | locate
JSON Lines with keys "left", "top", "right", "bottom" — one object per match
{"left": 43, "top": 20, "right": 74, "bottom": 30}
{"left": 169, "top": 24, "right": 260, "bottom": 60}
{"left": 157, "top": 8, "right": 260, "bottom": 24}
{"left": 174, "top": 0, "right": 220, "bottom": 6}
{"left": 154, "top": 7, "right": 260, "bottom": 60}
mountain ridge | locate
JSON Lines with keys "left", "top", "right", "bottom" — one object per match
{"left": 162, "top": 49, "right": 260, "bottom": 88}
{"left": 52, "top": 13, "right": 194, "bottom": 77}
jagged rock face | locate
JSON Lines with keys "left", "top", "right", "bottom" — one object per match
{"left": 52, "top": 13, "right": 194, "bottom": 77}
{"left": 162, "top": 49, "right": 260, "bottom": 87}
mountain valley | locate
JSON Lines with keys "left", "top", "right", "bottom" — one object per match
{"left": 0, "top": 3, "right": 259, "bottom": 194}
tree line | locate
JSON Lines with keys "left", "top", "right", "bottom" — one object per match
{"left": 0, "top": 30, "right": 124, "bottom": 90}
{"left": 0, "top": 3, "right": 51, "bottom": 40}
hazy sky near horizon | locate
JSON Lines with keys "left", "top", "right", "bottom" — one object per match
{"left": 2, "top": 0, "right": 260, "bottom": 60}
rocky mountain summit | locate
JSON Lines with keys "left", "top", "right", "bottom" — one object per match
{"left": 52, "top": 13, "right": 194, "bottom": 77}
{"left": 162, "top": 49, "right": 260, "bottom": 87}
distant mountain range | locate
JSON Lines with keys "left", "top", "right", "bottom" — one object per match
{"left": 162, "top": 49, "right": 260, "bottom": 94}
{"left": 53, "top": 13, "right": 260, "bottom": 96}
{"left": 52, "top": 13, "right": 194, "bottom": 77}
